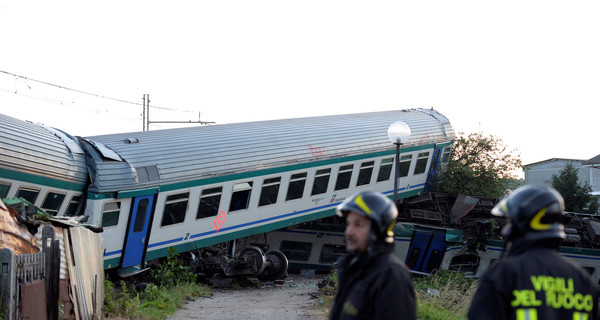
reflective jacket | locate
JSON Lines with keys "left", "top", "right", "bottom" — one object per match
{"left": 468, "top": 242, "right": 599, "bottom": 320}
{"left": 329, "top": 244, "right": 416, "bottom": 320}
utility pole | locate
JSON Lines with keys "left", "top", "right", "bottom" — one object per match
{"left": 142, "top": 94, "right": 150, "bottom": 131}
{"left": 142, "top": 93, "right": 214, "bottom": 131}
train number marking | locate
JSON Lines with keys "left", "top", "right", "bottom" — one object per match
{"left": 214, "top": 210, "right": 227, "bottom": 232}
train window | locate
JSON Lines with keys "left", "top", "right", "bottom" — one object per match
{"left": 133, "top": 198, "right": 149, "bottom": 232}
{"left": 279, "top": 241, "right": 312, "bottom": 261}
{"left": 356, "top": 161, "right": 374, "bottom": 186}
{"left": 334, "top": 165, "right": 354, "bottom": 191}
{"left": 286, "top": 173, "right": 307, "bottom": 201}
{"left": 399, "top": 155, "right": 412, "bottom": 177}
{"left": 320, "top": 244, "right": 346, "bottom": 263}
{"left": 425, "top": 249, "right": 442, "bottom": 273}
{"left": 311, "top": 169, "right": 331, "bottom": 196}
{"left": 101, "top": 202, "right": 121, "bottom": 227}
{"left": 376, "top": 158, "right": 394, "bottom": 182}
{"left": 406, "top": 248, "right": 421, "bottom": 269}
{"left": 259, "top": 177, "right": 281, "bottom": 207}
{"left": 0, "top": 182, "right": 10, "bottom": 198}
{"left": 413, "top": 152, "right": 430, "bottom": 175}
{"left": 16, "top": 187, "right": 40, "bottom": 204}
{"left": 197, "top": 187, "right": 222, "bottom": 219}
{"left": 448, "top": 254, "right": 480, "bottom": 274}
{"left": 441, "top": 147, "right": 451, "bottom": 164}
{"left": 230, "top": 182, "right": 253, "bottom": 211}
{"left": 429, "top": 149, "right": 441, "bottom": 172}
{"left": 65, "top": 195, "right": 82, "bottom": 216}
{"left": 41, "top": 192, "right": 66, "bottom": 216}
{"left": 161, "top": 192, "right": 189, "bottom": 226}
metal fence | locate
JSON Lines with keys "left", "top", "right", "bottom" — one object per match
{"left": 0, "top": 225, "right": 58, "bottom": 320}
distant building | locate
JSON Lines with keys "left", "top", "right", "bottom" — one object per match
{"left": 524, "top": 155, "right": 600, "bottom": 211}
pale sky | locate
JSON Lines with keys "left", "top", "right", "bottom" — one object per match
{"left": 1, "top": 0, "right": 599, "bottom": 167}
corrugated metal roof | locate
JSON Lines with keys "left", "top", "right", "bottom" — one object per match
{"left": 84, "top": 108, "right": 456, "bottom": 193}
{"left": 0, "top": 114, "right": 88, "bottom": 187}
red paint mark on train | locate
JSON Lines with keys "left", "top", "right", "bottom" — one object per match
{"left": 214, "top": 210, "right": 227, "bottom": 232}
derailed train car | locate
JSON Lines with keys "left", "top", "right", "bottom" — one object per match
{"left": 0, "top": 108, "right": 455, "bottom": 279}
{"left": 252, "top": 192, "right": 600, "bottom": 284}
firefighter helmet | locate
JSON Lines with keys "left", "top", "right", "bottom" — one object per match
{"left": 492, "top": 184, "right": 565, "bottom": 242}
{"left": 336, "top": 190, "right": 398, "bottom": 244}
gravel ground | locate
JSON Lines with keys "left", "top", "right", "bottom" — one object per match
{"left": 167, "top": 274, "right": 329, "bottom": 320}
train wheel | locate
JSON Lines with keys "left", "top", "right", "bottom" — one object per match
{"left": 259, "top": 250, "right": 289, "bottom": 281}
{"left": 236, "top": 246, "right": 267, "bottom": 276}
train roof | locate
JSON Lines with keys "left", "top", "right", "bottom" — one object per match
{"left": 83, "top": 108, "right": 456, "bottom": 194}
{"left": 0, "top": 113, "right": 88, "bottom": 189}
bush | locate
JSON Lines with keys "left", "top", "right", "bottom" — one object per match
{"left": 149, "top": 247, "right": 197, "bottom": 288}
{"left": 104, "top": 247, "right": 211, "bottom": 319}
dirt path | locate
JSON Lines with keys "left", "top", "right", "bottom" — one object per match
{"left": 168, "top": 274, "right": 330, "bottom": 320}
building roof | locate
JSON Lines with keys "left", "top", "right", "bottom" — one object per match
{"left": 524, "top": 154, "right": 600, "bottom": 168}
{"left": 583, "top": 154, "right": 600, "bottom": 166}
{"left": 523, "top": 158, "right": 585, "bottom": 168}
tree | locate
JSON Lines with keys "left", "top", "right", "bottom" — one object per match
{"left": 552, "top": 163, "right": 599, "bottom": 214}
{"left": 433, "top": 132, "right": 522, "bottom": 198}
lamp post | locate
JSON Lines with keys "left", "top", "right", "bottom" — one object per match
{"left": 387, "top": 121, "right": 411, "bottom": 203}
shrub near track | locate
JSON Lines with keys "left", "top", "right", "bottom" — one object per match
{"left": 103, "top": 248, "right": 212, "bottom": 320}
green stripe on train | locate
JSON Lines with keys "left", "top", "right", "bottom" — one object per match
{"left": 88, "top": 144, "right": 440, "bottom": 199}
{"left": 143, "top": 208, "right": 338, "bottom": 262}
{"left": 0, "top": 167, "right": 87, "bottom": 191}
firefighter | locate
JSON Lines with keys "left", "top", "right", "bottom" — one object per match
{"left": 329, "top": 190, "right": 416, "bottom": 320}
{"left": 468, "top": 184, "right": 599, "bottom": 320}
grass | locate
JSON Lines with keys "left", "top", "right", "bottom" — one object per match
{"left": 414, "top": 270, "right": 477, "bottom": 320}
{"left": 103, "top": 280, "right": 212, "bottom": 320}
{"left": 318, "top": 269, "right": 477, "bottom": 320}
{"left": 104, "top": 247, "right": 476, "bottom": 319}
{"left": 103, "top": 248, "right": 212, "bottom": 320}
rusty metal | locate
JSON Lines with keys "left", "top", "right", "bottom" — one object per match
{"left": 0, "top": 200, "right": 40, "bottom": 255}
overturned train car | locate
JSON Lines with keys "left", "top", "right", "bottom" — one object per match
{"left": 248, "top": 192, "right": 600, "bottom": 284}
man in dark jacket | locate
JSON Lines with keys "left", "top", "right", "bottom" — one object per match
{"left": 468, "top": 184, "right": 599, "bottom": 320}
{"left": 329, "top": 191, "right": 416, "bottom": 320}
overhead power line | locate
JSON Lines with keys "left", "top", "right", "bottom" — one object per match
{"left": 0, "top": 69, "right": 197, "bottom": 112}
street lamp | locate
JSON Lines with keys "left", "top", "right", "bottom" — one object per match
{"left": 387, "top": 121, "right": 411, "bottom": 203}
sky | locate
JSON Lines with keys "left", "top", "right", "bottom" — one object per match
{"left": 1, "top": 0, "right": 599, "bottom": 168}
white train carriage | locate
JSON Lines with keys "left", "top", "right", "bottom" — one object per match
{"left": 0, "top": 108, "right": 456, "bottom": 276}
{"left": 80, "top": 108, "right": 455, "bottom": 273}
{"left": 0, "top": 114, "right": 88, "bottom": 216}
{"left": 260, "top": 219, "right": 600, "bottom": 284}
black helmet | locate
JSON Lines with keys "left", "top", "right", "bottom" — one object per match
{"left": 492, "top": 184, "right": 565, "bottom": 242}
{"left": 336, "top": 190, "right": 398, "bottom": 244}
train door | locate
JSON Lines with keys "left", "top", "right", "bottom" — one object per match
{"left": 121, "top": 195, "right": 155, "bottom": 268}
{"left": 405, "top": 229, "right": 446, "bottom": 274}
{"left": 424, "top": 146, "right": 443, "bottom": 191}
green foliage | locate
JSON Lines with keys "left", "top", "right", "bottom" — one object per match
{"left": 552, "top": 163, "right": 599, "bottom": 214}
{"left": 434, "top": 132, "right": 522, "bottom": 197}
{"left": 103, "top": 279, "right": 141, "bottom": 319}
{"left": 137, "top": 283, "right": 212, "bottom": 319}
{"left": 104, "top": 247, "right": 211, "bottom": 319}
{"left": 414, "top": 271, "right": 477, "bottom": 319}
{"left": 149, "top": 247, "right": 197, "bottom": 288}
